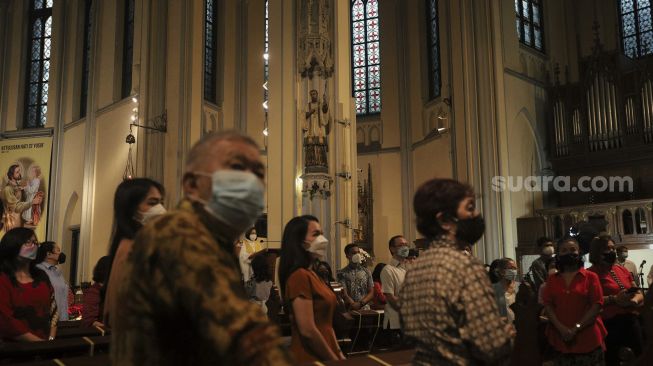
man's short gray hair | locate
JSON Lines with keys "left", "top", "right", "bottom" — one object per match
{"left": 185, "top": 131, "right": 259, "bottom": 171}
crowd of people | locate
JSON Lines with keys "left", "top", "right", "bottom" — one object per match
{"left": 0, "top": 130, "right": 651, "bottom": 366}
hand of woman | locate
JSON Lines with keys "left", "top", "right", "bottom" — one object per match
{"left": 556, "top": 324, "right": 575, "bottom": 342}
{"left": 614, "top": 289, "right": 635, "bottom": 307}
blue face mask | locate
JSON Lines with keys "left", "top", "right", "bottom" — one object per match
{"left": 396, "top": 246, "right": 410, "bottom": 258}
{"left": 197, "top": 170, "right": 265, "bottom": 235}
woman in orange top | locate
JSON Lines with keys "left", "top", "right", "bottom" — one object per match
{"left": 278, "top": 215, "right": 346, "bottom": 363}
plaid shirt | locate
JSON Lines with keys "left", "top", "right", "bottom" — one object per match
{"left": 400, "top": 238, "right": 512, "bottom": 365}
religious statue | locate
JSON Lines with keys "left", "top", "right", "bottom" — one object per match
{"left": 303, "top": 89, "right": 331, "bottom": 169}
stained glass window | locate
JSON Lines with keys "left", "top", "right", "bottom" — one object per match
{"left": 620, "top": 0, "right": 653, "bottom": 58}
{"left": 515, "top": 0, "right": 544, "bottom": 52}
{"left": 121, "top": 0, "right": 134, "bottom": 99}
{"left": 351, "top": 0, "right": 381, "bottom": 115}
{"left": 80, "top": 0, "right": 93, "bottom": 118}
{"left": 204, "top": 0, "right": 218, "bottom": 103}
{"left": 23, "top": 0, "right": 53, "bottom": 128}
{"left": 426, "top": 0, "right": 441, "bottom": 100}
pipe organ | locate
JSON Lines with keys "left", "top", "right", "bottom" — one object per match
{"left": 547, "top": 51, "right": 653, "bottom": 159}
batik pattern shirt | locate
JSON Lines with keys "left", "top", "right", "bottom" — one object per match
{"left": 400, "top": 238, "right": 512, "bottom": 366}
{"left": 111, "top": 199, "right": 291, "bottom": 366}
{"left": 337, "top": 264, "right": 373, "bottom": 303}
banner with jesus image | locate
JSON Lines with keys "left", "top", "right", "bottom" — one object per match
{"left": 0, "top": 137, "right": 52, "bottom": 240}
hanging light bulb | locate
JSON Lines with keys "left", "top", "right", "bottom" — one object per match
{"left": 263, "top": 127, "right": 269, "bottom": 136}
{"left": 262, "top": 100, "right": 269, "bottom": 110}
{"left": 262, "top": 81, "right": 269, "bottom": 90}
{"left": 131, "top": 97, "right": 138, "bottom": 103}
{"left": 131, "top": 115, "right": 137, "bottom": 122}
{"left": 263, "top": 53, "right": 269, "bottom": 60}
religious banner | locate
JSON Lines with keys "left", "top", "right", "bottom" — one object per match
{"left": 0, "top": 137, "right": 53, "bottom": 240}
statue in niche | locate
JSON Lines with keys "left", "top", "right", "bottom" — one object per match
{"left": 303, "top": 89, "right": 331, "bottom": 169}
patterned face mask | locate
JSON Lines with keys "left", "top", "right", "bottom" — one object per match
{"left": 19, "top": 242, "right": 38, "bottom": 260}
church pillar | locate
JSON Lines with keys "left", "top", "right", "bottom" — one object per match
{"left": 136, "top": 0, "right": 167, "bottom": 183}
{"left": 267, "top": 0, "right": 356, "bottom": 267}
{"left": 450, "top": 0, "right": 504, "bottom": 262}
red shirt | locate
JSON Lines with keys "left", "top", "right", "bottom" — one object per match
{"left": 81, "top": 282, "right": 103, "bottom": 328}
{"left": 588, "top": 264, "right": 635, "bottom": 320}
{"left": 542, "top": 268, "right": 606, "bottom": 354}
{"left": 0, "top": 273, "right": 54, "bottom": 340}
{"left": 373, "top": 281, "right": 386, "bottom": 305}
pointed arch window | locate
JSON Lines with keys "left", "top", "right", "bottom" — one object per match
{"left": 80, "top": 0, "right": 93, "bottom": 118}
{"left": 351, "top": 0, "right": 381, "bottom": 116}
{"left": 515, "top": 0, "right": 544, "bottom": 52}
{"left": 204, "top": 0, "right": 218, "bottom": 103}
{"left": 426, "top": 0, "right": 441, "bottom": 100}
{"left": 121, "top": 0, "right": 134, "bottom": 99}
{"left": 24, "top": 0, "right": 53, "bottom": 128}
{"left": 619, "top": 0, "right": 653, "bottom": 58}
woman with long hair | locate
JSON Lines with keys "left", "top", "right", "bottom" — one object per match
{"left": 588, "top": 236, "right": 644, "bottom": 364}
{"left": 278, "top": 215, "right": 345, "bottom": 363}
{"left": 543, "top": 237, "right": 606, "bottom": 365}
{"left": 103, "top": 178, "right": 165, "bottom": 326}
{"left": 0, "top": 228, "right": 57, "bottom": 341}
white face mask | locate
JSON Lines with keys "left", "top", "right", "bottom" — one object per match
{"left": 138, "top": 203, "right": 167, "bottom": 224}
{"left": 306, "top": 235, "right": 328, "bottom": 259}
{"left": 542, "top": 246, "right": 554, "bottom": 256}
{"left": 248, "top": 233, "right": 258, "bottom": 241}
{"left": 351, "top": 253, "right": 362, "bottom": 264}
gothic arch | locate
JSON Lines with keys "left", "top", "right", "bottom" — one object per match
{"left": 356, "top": 127, "right": 365, "bottom": 145}
{"left": 369, "top": 126, "right": 380, "bottom": 144}
{"left": 513, "top": 107, "right": 546, "bottom": 171}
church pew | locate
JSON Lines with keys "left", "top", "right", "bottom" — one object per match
{"left": 56, "top": 326, "right": 109, "bottom": 339}
{"left": 4, "top": 354, "right": 110, "bottom": 366}
{"left": 347, "top": 310, "right": 383, "bottom": 354}
{"left": 56, "top": 321, "right": 82, "bottom": 329}
{"left": 0, "top": 335, "right": 110, "bottom": 364}
{"left": 301, "top": 349, "right": 416, "bottom": 365}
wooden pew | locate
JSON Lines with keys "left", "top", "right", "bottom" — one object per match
{"left": 347, "top": 310, "right": 383, "bottom": 354}
{"left": 4, "top": 354, "right": 110, "bottom": 366}
{"left": 301, "top": 349, "right": 415, "bottom": 366}
{"left": 56, "top": 321, "right": 82, "bottom": 329}
{"left": 0, "top": 335, "right": 109, "bottom": 364}
{"left": 56, "top": 326, "right": 109, "bottom": 339}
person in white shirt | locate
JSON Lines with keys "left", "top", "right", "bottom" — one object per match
{"left": 616, "top": 245, "right": 640, "bottom": 287}
{"left": 35, "top": 241, "right": 69, "bottom": 321}
{"left": 380, "top": 235, "right": 409, "bottom": 343}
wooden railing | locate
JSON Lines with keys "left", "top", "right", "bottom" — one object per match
{"left": 535, "top": 198, "right": 653, "bottom": 247}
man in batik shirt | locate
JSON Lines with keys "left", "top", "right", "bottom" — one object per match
{"left": 111, "top": 132, "right": 290, "bottom": 366}
{"left": 337, "top": 243, "right": 374, "bottom": 310}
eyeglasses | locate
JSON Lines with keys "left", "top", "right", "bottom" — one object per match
{"left": 23, "top": 239, "right": 38, "bottom": 246}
